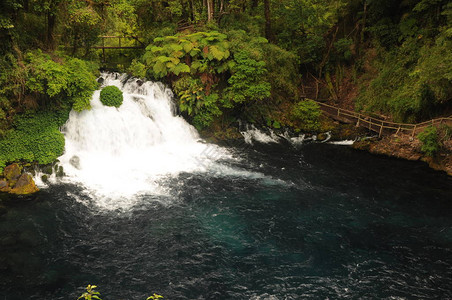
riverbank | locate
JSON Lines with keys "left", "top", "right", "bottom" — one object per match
{"left": 353, "top": 132, "right": 452, "bottom": 176}
{"left": 202, "top": 116, "right": 452, "bottom": 177}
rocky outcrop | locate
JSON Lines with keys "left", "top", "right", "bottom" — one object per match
{"left": 3, "top": 163, "right": 22, "bottom": 181}
{"left": 353, "top": 133, "right": 452, "bottom": 176}
{"left": 0, "top": 163, "right": 39, "bottom": 195}
{"left": 10, "top": 173, "right": 39, "bottom": 195}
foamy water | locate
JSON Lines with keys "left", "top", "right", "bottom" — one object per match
{"left": 57, "top": 73, "right": 232, "bottom": 209}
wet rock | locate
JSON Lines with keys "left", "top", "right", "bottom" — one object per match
{"left": 0, "top": 180, "right": 10, "bottom": 193}
{"left": 56, "top": 166, "right": 64, "bottom": 178}
{"left": 43, "top": 165, "right": 53, "bottom": 175}
{"left": 69, "top": 156, "right": 81, "bottom": 169}
{"left": 97, "top": 77, "right": 104, "bottom": 85}
{"left": 10, "top": 173, "right": 39, "bottom": 195}
{"left": 3, "top": 164, "right": 22, "bottom": 181}
{"left": 41, "top": 175, "right": 49, "bottom": 183}
{"left": 317, "top": 133, "right": 328, "bottom": 141}
{"left": 0, "top": 180, "right": 7, "bottom": 189}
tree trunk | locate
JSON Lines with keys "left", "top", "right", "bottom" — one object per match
{"left": 189, "top": 0, "right": 194, "bottom": 22}
{"left": 207, "top": 0, "right": 214, "bottom": 22}
{"left": 47, "top": 12, "right": 56, "bottom": 49}
{"left": 264, "top": 0, "right": 275, "bottom": 43}
{"left": 219, "top": 0, "right": 224, "bottom": 14}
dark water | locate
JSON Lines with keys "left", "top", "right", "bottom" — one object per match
{"left": 0, "top": 143, "right": 451, "bottom": 299}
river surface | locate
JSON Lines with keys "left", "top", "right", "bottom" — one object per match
{"left": 0, "top": 74, "right": 451, "bottom": 299}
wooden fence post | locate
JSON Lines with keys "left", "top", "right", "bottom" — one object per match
{"left": 411, "top": 125, "right": 417, "bottom": 138}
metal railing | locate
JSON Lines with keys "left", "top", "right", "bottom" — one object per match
{"left": 92, "top": 36, "right": 145, "bottom": 50}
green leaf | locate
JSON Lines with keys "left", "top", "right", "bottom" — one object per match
{"left": 170, "top": 43, "right": 183, "bottom": 52}
{"left": 209, "top": 45, "right": 225, "bottom": 60}
{"left": 151, "top": 46, "right": 164, "bottom": 53}
{"left": 182, "top": 42, "right": 194, "bottom": 53}
{"left": 153, "top": 61, "right": 167, "bottom": 77}
{"left": 190, "top": 60, "right": 203, "bottom": 72}
{"left": 172, "top": 63, "right": 190, "bottom": 75}
{"left": 189, "top": 48, "right": 201, "bottom": 57}
{"left": 156, "top": 56, "right": 172, "bottom": 63}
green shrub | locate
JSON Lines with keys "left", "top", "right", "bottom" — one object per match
{"left": 291, "top": 100, "right": 321, "bottom": 132}
{"left": 0, "top": 50, "right": 99, "bottom": 113}
{"left": 173, "top": 76, "right": 221, "bottom": 129}
{"left": 77, "top": 284, "right": 102, "bottom": 300}
{"left": 100, "top": 86, "right": 123, "bottom": 108}
{"left": 224, "top": 50, "right": 271, "bottom": 105}
{"left": 0, "top": 110, "right": 68, "bottom": 173}
{"left": 417, "top": 126, "right": 439, "bottom": 156}
{"left": 128, "top": 59, "right": 147, "bottom": 78}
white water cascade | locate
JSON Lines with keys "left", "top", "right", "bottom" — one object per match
{"left": 57, "top": 73, "right": 229, "bottom": 208}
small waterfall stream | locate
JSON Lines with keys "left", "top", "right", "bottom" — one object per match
{"left": 57, "top": 73, "right": 229, "bottom": 208}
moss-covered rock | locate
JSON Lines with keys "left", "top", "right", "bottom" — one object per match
{"left": 56, "top": 166, "right": 64, "bottom": 177}
{"left": 43, "top": 165, "right": 53, "bottom": 175}
{"left": 3, "top": 163, "right": 22, "bottom": 181}
{"left": 0, "top": 180, "right": 8, "bottom": 191}
{"left": 10, "top": 173, "right": 39, "bottom": 195}
{"left": 41, "top": 174, "right": 49, "bottom": 183}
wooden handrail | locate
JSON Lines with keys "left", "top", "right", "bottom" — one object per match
{"left": 311, "top": 100, "right": 452, "bottom": 138}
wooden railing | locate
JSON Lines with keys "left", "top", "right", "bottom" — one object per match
{"left": 312, "top": 100, "right": 452, "bottom": 138}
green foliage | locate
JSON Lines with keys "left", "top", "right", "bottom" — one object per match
{"left": 143, "top": 31, "right": 230, "bottom": 79}
{"left": 357, "top": 31, "right": 451, "bottom": 122}
{"left": 146, "top": 293, "right": 164, "bottom": 300}
{"left": 291, "top": 100, "right": 321, "bottom": 132}
{"left": 77, "top": 285, "right": 102, "bottom": 300}
{"left": 128, "top": 59, "right": 147, "bottom": 78}
{"left": 173, "top": 76, "right": 221, "bottom": 129}
{"left": 141, "top": 30, "right": 284, "bottom": 129}
{"left": 417, "top": 126, "right": 440, "bottom": 156}
{"left": 104, "top": 0, "right": 138, "bottom": 36}
{"left": 272, "top": 0, "right": 348, "bottom": 72}
{"left": 0, "top": 110, "right": 68, "bottom": 173}
{"left": 260, "top": 43, "right": 300, "bottom": 103}
{"left": 75, "top": 285, "right": 163, "bottom": 300}
{"left": 63, "top": 3, "right": 102, "bottom": 56}
{"left": 356, "top": 1, "right": 452, "bottom": 122}
{"left": 100, "top": 86, "right": 123, "bottom": 108}
{"left": 0, "top": 50, "right": 98, "bottom": 113}
{"left": 0, "top": 49, "right": 99, "bottom": 171}
{"left": 224, "top": 51, "right": 271, "bottom": 104}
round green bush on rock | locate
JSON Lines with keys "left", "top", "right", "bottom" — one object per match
{"left": 100, "top": 86, "right": 123, "bottom": 107}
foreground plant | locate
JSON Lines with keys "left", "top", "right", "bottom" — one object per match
{"left": 76, "top": 285, "right": 163, "bottom": 300}
{"left": 78, "top": 285, "right": 102, "bottom": 300}
{"left": 147, "top": 293, "right": 164, "bottom": 300}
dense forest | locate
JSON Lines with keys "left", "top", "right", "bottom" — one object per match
{"left": 0, "top": 0, "right": 451, "bottom": 172}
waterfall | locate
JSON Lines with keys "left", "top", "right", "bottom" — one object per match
{"left": 57, "top": 73, "right": 229, "bottom": 207}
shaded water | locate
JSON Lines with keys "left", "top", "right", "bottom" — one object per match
{"left": 0, "top": 143, "right": 451, "bottom": 299}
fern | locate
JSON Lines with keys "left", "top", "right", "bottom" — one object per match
{"left": 209, "top": 45, "right": 225, "bottom": 61}
{"left": 172, "top": 63, "right": 190, "bottom": 75}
